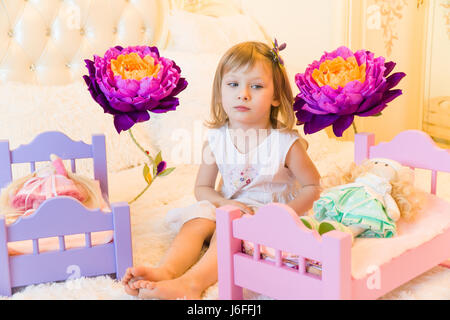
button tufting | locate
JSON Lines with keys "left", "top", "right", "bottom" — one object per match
{"left": 0, "top": 0, "right": 166, "bottom": 85}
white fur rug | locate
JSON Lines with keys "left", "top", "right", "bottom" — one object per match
{"left": 2, "top": 133, "right": 450, "bottom": 300}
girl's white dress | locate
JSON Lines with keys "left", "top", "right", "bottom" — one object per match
{"left": 165, "top": 123, "right": 308, "bottom": 232}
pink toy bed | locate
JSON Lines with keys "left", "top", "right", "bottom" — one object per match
{"left": 0, "top": 131, "right": 133, "bottom": 297}
{"left": 217, "top": 130, "right": 450, "bottom": 300}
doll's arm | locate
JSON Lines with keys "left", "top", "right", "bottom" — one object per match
{"left": 384, "top": 193, "right": 400, "bottom": 221}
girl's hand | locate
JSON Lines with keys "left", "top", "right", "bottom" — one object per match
{"left": 216, "top": 199, "right": 255, "bottom": 215}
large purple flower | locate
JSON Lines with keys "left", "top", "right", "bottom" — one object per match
{"left": 83, "top": 45, "right": 188, "bottom": 133}
{"left": 294, "top": 46, "right": 406, "bottom": 137}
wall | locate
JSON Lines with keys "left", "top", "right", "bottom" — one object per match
{"left": 428, "top": 0, "right": 450, "bottom": 98}
{"left": 241, "top": 0, "right": 450, "bottom": 145}
{"left": 347, "top": 0, "right": 429, "bottom": 143}
{"left": 240, "top": 0, "right": 349, "bottom": 90}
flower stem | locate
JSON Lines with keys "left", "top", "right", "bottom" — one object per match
{"left": 128, "top": 129, "right": 155, "bottom": 166}
{"left": 128, "top": 128, "right": 155, "bottom": 204}
{"left": 129, "top": 178, "right": 154, "bottom": 204}
{"left": 352, "top": 122, "right": 358, "bottom": 135}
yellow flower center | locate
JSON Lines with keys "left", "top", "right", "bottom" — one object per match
{"left": 312, "top": 56, "right": 366, "bottom": 90}
{"left": 110, "top": 52, "right": 160, "bottom": 80}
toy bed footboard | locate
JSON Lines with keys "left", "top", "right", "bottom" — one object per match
{"left": 0, "top": 197, "right": 132, "bottom": 297}
{"left": 217, "top": 203, "right": 352, "bottom": 300}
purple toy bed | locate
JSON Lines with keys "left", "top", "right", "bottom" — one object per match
{"left": 0, "top": 131, "right": 133, "bottom": 297}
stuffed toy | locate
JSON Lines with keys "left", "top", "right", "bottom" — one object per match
{"left": 300, "top": 158, "right": 424, "bottom": 241}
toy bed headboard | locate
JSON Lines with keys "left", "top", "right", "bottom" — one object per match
{"left": 0, "top": 0, "right": 169, "bottom": 85}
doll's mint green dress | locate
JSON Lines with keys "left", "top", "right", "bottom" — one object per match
{"left": 313, "top": 173, "right": 397, "bottom": 238}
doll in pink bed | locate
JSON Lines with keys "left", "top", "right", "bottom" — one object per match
{"left": 0, "top": 154, "right": 106, "bottom": 224}
{"left": 300, "top": 158, "right": 425, "bottom": 241}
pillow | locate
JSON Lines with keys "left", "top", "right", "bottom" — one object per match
{"left": 146, "top": 50, "right": 222, "bottom": 165}
{"left": 172, "top": 0, "right": 242, "bottom": 17}
{"left": 166, "top": 10, "right": 267, "bottom": 54}
{"left": 0, "top": 81, "right": 152, "bottom": 178}
{"left": 146, "top": 50, "right": 354, "bottom": 169}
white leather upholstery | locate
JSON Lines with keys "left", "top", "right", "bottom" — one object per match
{"left": 0, "top": 0, "right": 169, "bottom": 85}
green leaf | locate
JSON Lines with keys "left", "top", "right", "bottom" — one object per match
{"left": 372, "top": 112, "right": 383, "bottom": 117}
{"left": 143, "top": 164, "right": 152, "bottom": 184}
{"left": 155, "top": 151, "right": 162, "bottom": 166}
{"left": 152, "top": 163, "right": 157, "bottom": 176}
{"left": 158, "top": 167, "right": 175, "bottom": 177}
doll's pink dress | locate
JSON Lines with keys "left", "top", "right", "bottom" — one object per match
{"left": 9, "top": 157, "right": 86, "bottom": 216}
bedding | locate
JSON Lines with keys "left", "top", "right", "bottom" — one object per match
{"left": 165, "top": 10, "right": 267, "bottom": 54}
{"left": 146, "top": 50, "right": 222, "bottom": 163}
{"left": 0, "top": 81, "right": 152, "bottom": 177}
{"left": 2, "top": 141, "right": 449, "bottom": 299}
{"left": 111, "top": 130, "right": 450, "bottom": 282}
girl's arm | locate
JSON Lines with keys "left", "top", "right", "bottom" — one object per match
{"left": 194, "top": 141, "right": 254, "bottom": 214}
{"left": 285, "top": 139, "right": 322, "bottom": 215}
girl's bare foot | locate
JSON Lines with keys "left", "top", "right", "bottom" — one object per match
{"left": 134, "top": 277, "right": 203, "bottom": 300}
{"left": 121, "top": 266, "right": 174, "bottom": 296}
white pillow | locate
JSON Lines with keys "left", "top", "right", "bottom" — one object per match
{"left": 146, "top": 50, "right": 351, "bottom": 169}
{"left": 0, "top": 81, "right": 152, "bottom": 178}
{"left": 166, "top": 10, "right": 267, "bottom": 54}
{"left": 146, "top": 50, "right": 222, "bottom": 165}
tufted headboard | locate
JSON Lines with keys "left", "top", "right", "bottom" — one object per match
{"left": 0, "top": 0, "right": 270, "bottom": 176}
{"left": 0, "top": 0, "right": 169, "bottom": 85}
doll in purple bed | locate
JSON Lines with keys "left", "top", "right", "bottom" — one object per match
{"left": 0, "top": 154, "right": 106, "bottom": 224}
{"left": 300, "top": 158, "right": 425, "bottom": 242}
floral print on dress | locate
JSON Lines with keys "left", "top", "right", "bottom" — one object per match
{"left": 229, "top": 166, "right": 258, "bottom": 194}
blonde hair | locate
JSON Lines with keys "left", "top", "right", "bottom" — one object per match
{"left": 0, "top": 170, "right": 103, "bottom": 225}
{"left": 206, "top": 41, "right": 296, "bottom": 131}
{"left": 320, "top": 161, "right": 426, "bottom": 221}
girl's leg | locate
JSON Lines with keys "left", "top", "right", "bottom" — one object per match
{"left": 122, "top": 218, "right": 216, "bottom": 296}
{"left": 136, "top": 231, "right": 218, "bottom": 300}
{"left": 158, "top": 218, "right": 216, "bottom": 278}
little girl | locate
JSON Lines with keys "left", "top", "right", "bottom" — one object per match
{"left": 122, "top": 41, "right": 321, "bottom": 299}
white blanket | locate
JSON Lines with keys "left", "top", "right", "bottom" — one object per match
{"left": 3, "top": 140, "right": 450, "bottom": 299}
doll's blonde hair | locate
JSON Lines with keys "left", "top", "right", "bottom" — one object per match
{"left": 320, "top": 160, "right": 426, "bottom": 221}
{"left": 206, "top": 41, "right": 296, "bottom": 131}
{"left": 0, "top": 168, "right": 104, "bottom": 224}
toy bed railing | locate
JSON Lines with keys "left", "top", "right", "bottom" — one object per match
{"left": 217, "top": 130, "right": 450, "bottom": 300}
{"left": 0, "top": 131, "right": 108, "bottom": 197}
{"left": 0, "top": 131, "right": 132, "bottom": 297}
{"left": 217, "top": 203, "right": 352, "bottom": 300}
{"left": 0, "top": 198, "right": 131, "bottom": 296}
{"left": 355, "top": 130, "right": 450, "bottom": 195}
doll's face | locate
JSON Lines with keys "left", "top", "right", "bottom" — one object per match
{"left": 368, "top": 161, "right": 397, "bottom": 181}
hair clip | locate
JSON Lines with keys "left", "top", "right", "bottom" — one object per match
{"left": 271, "top": 38, "right": 286, "bottom": 67}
